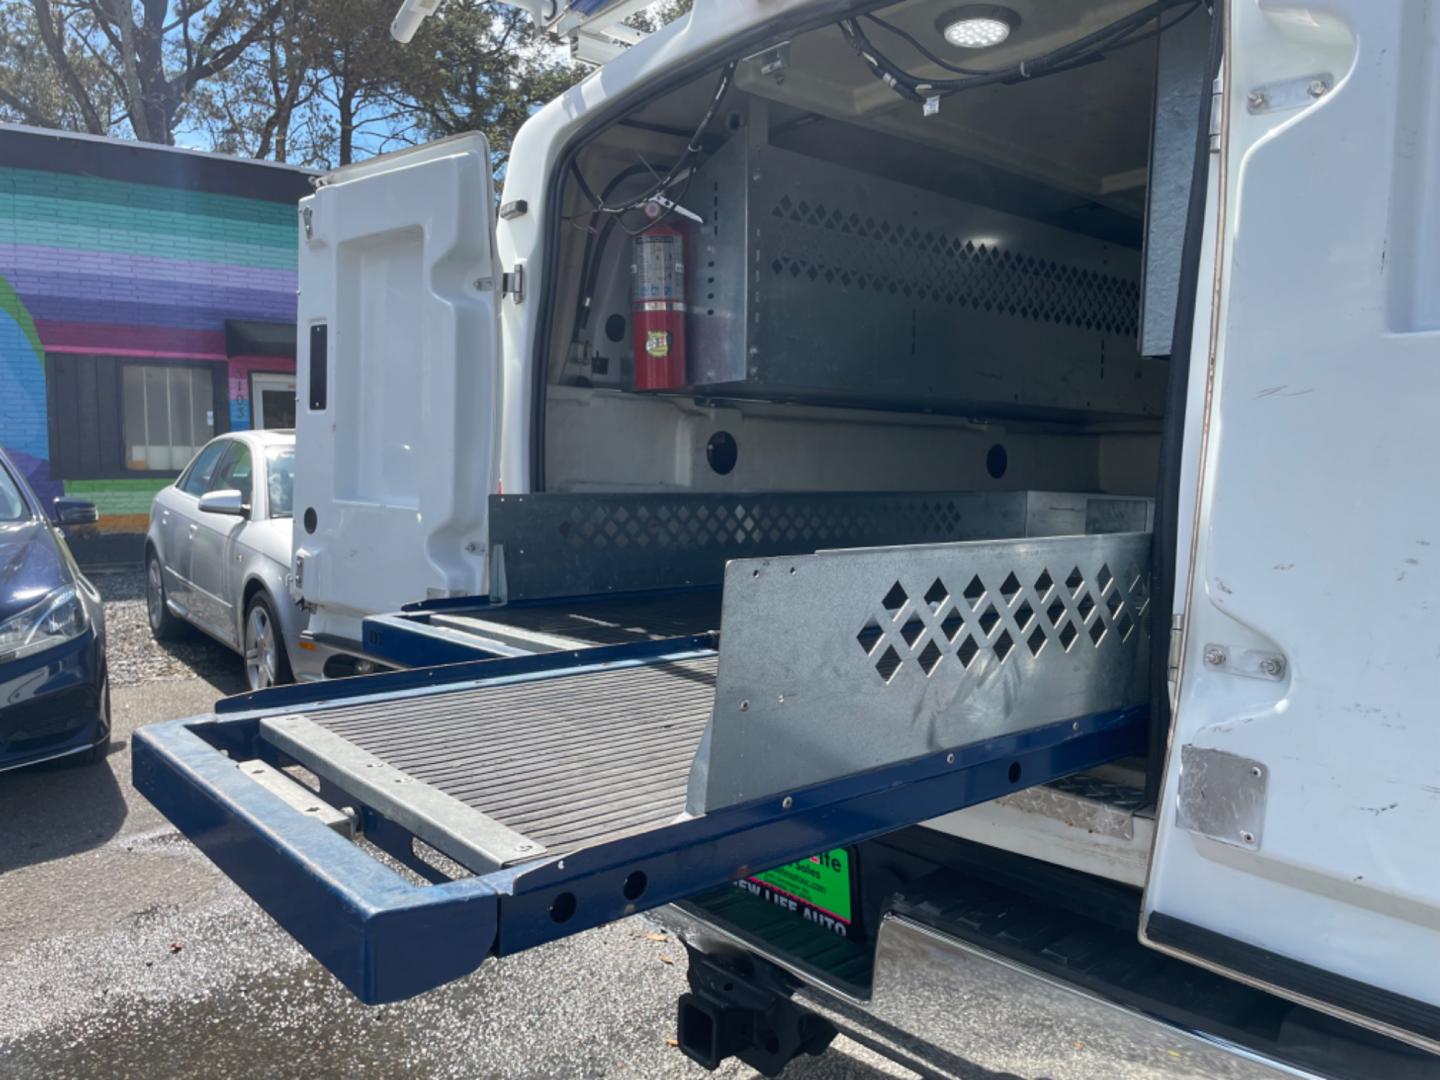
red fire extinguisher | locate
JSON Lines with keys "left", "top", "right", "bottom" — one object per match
{"left": 631, "top": 225, "right": 688, "bottom": 391}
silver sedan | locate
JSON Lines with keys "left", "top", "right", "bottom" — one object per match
{"left": 144, "top": 431, "right": 302, "bottom": 690}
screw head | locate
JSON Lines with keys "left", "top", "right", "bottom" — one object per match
{"left": 1259, "top": 656, "right": 1285, "bottom": 678}
{"left": 781, "top": 796, "right": 793, "bottom": 810}
{"left": 1204, "top": 646, "right": 1227, "bottom": 667}
{"left": 1246, "top": 90, "right": 1268, "bottom": 111}
{"left": 1239, "top": 830, "right": 1256, "bottom": 845}
{"left": 1307, "top": 79, "right": 1328, "bottom": 98}
{"left": 946, "top": 752, "right": 955, "bottom": 765}
{"left": 1250, "top": 765, "right": 1263, "bottom": 778}
{"left": 739, "top": 699, "right": 749, "bottom": 712}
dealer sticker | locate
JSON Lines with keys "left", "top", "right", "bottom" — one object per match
{"left": 737, "top": 849, "right": 854, "bottom": 938}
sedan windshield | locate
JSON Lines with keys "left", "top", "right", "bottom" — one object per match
{"left": 0, "top": 463, "right": 33, "bottom": 523}
{"left": 266, "top": 446, "right": 295, "bottom": 519}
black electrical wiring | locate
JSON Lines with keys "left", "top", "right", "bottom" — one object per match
{"left": 569, "top": 161, "right": 678, "bottom": 343}
{"left": 842, "top": 0, "right": 1196, "bottom": 105}
{"left": 860, "top": 12, "right": 990, "bottom": 76}
{"left": 569, "top": 60, "right": 738, "bottom": 219}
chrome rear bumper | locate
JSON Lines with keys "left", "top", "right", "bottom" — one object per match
{"left": 666, "top": 908, "right": 1320, "bottom": 1079}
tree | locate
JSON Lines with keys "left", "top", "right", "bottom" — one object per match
{"left": 0, "top": 0, "right": 282, "bottom": 144}
{"left": 626, "top": 0, "right": 692, "bottom": 33}
{"left": 398, "top": 0, "right": 579, "bottom": 161}
{"left": 0, "top": 1, "right": 120, "bottom": 130}
{"left": 191, "top": 0, "right": 312, "bottom": 161}
{"left": 0, "top": 0, "right": 584, "bottom": 169}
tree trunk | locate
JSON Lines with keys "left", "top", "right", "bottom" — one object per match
{"left": 105, "top": 0, "right": 153, "bottom": 141}
{"left": 29, "top": 0, "right": 106, "bottom": 134}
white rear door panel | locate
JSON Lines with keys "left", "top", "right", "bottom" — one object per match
{"left": 294, "top": 135, "right": 501, "bottom": 619}
{"left": 1145, "top": 0, "right": 1440, "bottom": 1050}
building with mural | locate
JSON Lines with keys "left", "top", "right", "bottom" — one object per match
{"left": 0, "top": 124, "right": 313, "bottom": 562}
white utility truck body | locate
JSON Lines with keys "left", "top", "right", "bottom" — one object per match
{"left": 137, "top": 1, "right": 1440, "bottom": 1076}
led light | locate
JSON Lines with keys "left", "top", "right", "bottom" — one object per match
{"left": 938, "top": 5, "right": 1020, "bottom": 49}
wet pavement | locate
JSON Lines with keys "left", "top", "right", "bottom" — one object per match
{"left": 0, "top": 675, "right": 911, "bottom": 1080}
{"left": 0, "top": 586, "right": 1239, "bottom": 1080}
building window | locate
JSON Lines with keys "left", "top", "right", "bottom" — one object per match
{"left": 46, "top": 355, "right": 228, "bottom": 480}
{"left": 121, "top": 365, "right": 216, "bottom": 471}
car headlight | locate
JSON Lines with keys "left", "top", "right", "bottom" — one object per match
{"left": 0, "top": 585, "right": 88, "bottom": 664}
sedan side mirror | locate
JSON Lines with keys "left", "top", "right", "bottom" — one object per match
{"left": 52, "top": 496, "right": 98, "bottom": 526}
{"left": 198, "top": 489, "right": 248, "bottom": 517}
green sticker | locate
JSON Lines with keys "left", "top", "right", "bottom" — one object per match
{"left": 749, "top": 849, "right": 852, "bottom": 924}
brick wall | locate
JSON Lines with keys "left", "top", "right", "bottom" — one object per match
{"left": 0, "top": 128, "right": 312, "bottom": 556}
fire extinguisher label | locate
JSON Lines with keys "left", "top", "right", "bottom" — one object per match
{"left": 644, "top": 329, "right": 671, "bottom": 359}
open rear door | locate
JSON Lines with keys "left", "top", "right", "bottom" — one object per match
{"left": 293, "top": 135, "right": 502, "bottom": 620}
{"left": 1144, "top": 1, "right": 1440, "bottom": 1052}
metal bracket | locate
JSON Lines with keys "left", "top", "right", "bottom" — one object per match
{"left": 502, "top": 264, "right": 526, "bottom": 304}
{"left": 1200, "top": 643, "right": 1286, "bottom": 681}
{"left": 1245, "top": 73, "right": 1333, "bottom": 115}
{"left": 1208, "top": 74, "right": 1222, "bottom": 152}
{"left": 1168, "top": 613, "right": 1185, "bottom": 682}
{"left": 745, "top": 41, "right": 791, "bottom": 83}
{"left": 1176, "top": 746, "right": 1267, "bottom": 850}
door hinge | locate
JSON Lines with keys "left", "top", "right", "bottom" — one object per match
{"left": 1208, "top": 74, "right": 1223, "bottom": 152}
{"left": 502, "top": 264, "right": 525, "bottom": 304}
{"left": 1168, "top": 613, "right": 1185, "bottom": 682}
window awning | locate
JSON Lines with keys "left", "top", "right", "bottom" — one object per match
{"left": 225, "top": 320, "right": 297, "bottom": 358}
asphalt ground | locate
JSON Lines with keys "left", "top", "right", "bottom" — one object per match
{"left": 0, "top": 575, "right": 1252, "bottom": 1080}
{"left": 0, "top": 578, "right": 914, "bottom": 1080}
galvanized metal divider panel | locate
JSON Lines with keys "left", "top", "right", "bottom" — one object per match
{"left": 488, "top": 491, "right": 1028, "bottom": 601}
{"left": 684, "top": 138, "right": 1164, "bottom": 420}
{"left": 697, "top": 532, "right": 1152, "bottom": 811}
{"left": 487, "top": 491, "right": 1153, "bottom": 602}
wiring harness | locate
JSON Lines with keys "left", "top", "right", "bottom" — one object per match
{"left": 841, "top": 0, "right": 1200, "bottom": 107}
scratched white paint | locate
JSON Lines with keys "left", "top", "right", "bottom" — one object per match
{"left": 1144, "top": 0, "right": 1440, "bottom": 1029}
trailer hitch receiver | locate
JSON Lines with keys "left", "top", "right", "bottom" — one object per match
{"left": 677, "top": 947, "right": 836, "bottom": 1076}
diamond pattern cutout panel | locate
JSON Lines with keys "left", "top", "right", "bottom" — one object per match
{"left": 706, "top": 532, "right": 1153, "bottom": 809}
{"left": 768, "top": 196, "right": 1140, "bottom": 338}
{"left": 854, "top": 555, "right": 1151, "bottom": 685}
{"left": 490, "top": 492, "right": 1029, "bottom": 601}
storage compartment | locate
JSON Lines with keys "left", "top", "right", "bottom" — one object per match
{"left": 546, "top": 0, "right": 1210, "bottom": 505}
{"left": 262, "top": 528, "right": 1151, "bottom": 872}
{"left": 682, "top": 134, "right": 1159, "bottom": 420}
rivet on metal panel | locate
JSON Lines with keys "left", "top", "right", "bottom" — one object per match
{"left": 781, "top": 796, "right": 793, "bottom": 810}
{"left": 1245, "top": 90, "right": 1268, "bottom": 112}
{"left": 739, "top": 700, "right": 750, "bottom": 712}
{"left": 1204, "top": 645, "right": 1226, "bottom": 667}
{"left": 1259, "top": 656, "right": 1285, "bottom": 679}
{"left": 946, "top": 752, "right": 955, "bottom": 765}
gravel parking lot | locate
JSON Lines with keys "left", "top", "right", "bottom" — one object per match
{"left": 0, "top": 577, "right": 915, "bottom": 1080}
{"left": 93, "top": 570, "right": 243, "bottom": 690}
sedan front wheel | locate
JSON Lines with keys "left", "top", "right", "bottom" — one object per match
{"left": 243, "top": 593, "right": 293, "bottom": 691}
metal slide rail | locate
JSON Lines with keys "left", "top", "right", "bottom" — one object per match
{"left": 133, "top": 639, "right": 1146, "bottom": 1006}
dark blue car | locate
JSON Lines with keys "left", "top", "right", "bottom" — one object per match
{"left": 0, "top": 448, "right": 108, "bottom": 771}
